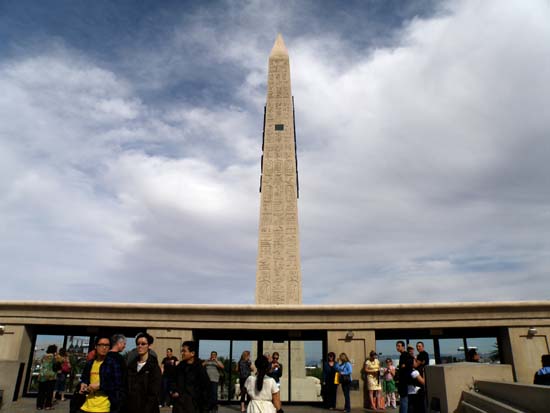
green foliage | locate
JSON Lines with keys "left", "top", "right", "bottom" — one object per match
{"left": 306, "top": 366, "right": 323, "bottom": 380}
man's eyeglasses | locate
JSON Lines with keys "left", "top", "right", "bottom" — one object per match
{"left": 137, "top": 342, "right": 149, "bottom": 346}
{"left": 96, "top": 343, "right": 110, "bottom": 348}
{"left": 273, "top": 357, "right": 279, "bottom": 360}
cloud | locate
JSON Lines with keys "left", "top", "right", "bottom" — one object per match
{"left": 294, "top": 0, "right": 550, "bottom": 303}
{"left": 0, "top": 0, "right": 549, "bottom": 304}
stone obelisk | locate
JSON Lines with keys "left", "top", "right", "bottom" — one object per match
{"left": 256, "top": 34, "right": 302, "bottom": 305}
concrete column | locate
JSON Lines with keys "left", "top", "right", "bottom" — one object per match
{"left": 507, "top": 325, "right": 550, "bottom": 383}
{"left": 147, "top": 329, "right": 193, "bottom": 365}
{"left": 0, "top": 324, "right": 32, "bottom": 410}
{"left": 328, "top": 330, "right": 375, "bottom": 409}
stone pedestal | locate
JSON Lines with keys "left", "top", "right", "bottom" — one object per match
{"left": 425, "top": 362, "right": 514, "bottom": 413}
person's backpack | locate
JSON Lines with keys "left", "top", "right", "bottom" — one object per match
{"left": 40, "top": 356, "right": 57, "bottom": 381}
{"left": 61, "top": 359, "right": 71, "bottom": 374}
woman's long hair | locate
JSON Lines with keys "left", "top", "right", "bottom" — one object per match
{"left": 240, "top": 350, "right": 250, "bottom": 362}
{"left": 339, "top": 352, "right": 350, "bottom": 363}
{"left": 254, "top": 355, "right": 270, "bottom": 392}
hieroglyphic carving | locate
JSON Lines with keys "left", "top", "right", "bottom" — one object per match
{"left": 285, "top": 184, "right": 295, "bottom": 202}
{"left": 274, "top": 160, "right": 282, "bottom": 175}
{"left": 259, "top": 240, "right": 272, "bottom": 256}
{"left": 264, "top": 160, "right": 273, "bottom": 174}
{"left": 256, "top": 36, "right": 302, "bottom": 305}
{"left": 284, "top": 160, "right": 294, "bottom": 176}
{"left": 258, "top": 280, "right": 271, "bottom": 303}
{"left": 288, "top": 280, "right": 299, "bottom": 302}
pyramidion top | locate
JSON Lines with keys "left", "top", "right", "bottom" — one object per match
{"left": 270, "top": 33, "right": 288, "bottom": 58}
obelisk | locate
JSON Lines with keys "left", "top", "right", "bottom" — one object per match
{"left": 256, "top": 34, "right": 302, "bottom": 305}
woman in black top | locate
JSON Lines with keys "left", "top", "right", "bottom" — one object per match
{"left": 237, "top": 350, "right": 255, "bottom": 412}
{"left": 322, "top": 352, "right": 339, "bottom": 410}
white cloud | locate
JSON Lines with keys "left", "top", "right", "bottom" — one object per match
{"left": 1, "top": 0, "right": 549, "bottom": 304}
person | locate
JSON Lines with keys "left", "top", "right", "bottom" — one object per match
{"left": 321, "top": 352, "right": 338, "bottom": 410}
{"left": 37, "top": 344, "right": 58, "bottom": 410}
{"left": 408, "top": 358, "right": 426, "bottom": 413}
{"left": 466, "top": 348, "right": 480, "bottom": 362}
{"left": 79, "top": 336, "right": 116, "bottom": 413}
{"left": 127, "top": 332, "right": 158, "bottom": 365}
{"left": 534, "top": 354, "right": 550, "bottom": 385}
{"left": 171, "top": 341, "right": 210, "bottom": 413}
{"left": 244, "top": 355, "right": 282, "bottom": 413}
{"left": 126, "top": 332, "right": 162, "bottom": 413}
{"left": 415, "top": 342, "right": 429, "bottom": 378}
{"left": 364, "top": 350, "right": 383, "bottom": 410}
{"left": 407, "top": 345, "right": 415, "bottom": 357}
{"left": 160, "top": 348, "right": 179, "bottom": 408}
{"left": 396, "top": 341, "right": 413, "bottom": 413}
{"left": 237, "top": 350, "right": 255, "bottom": 413}
{"left": 87, "top": 349, "right": 97, "bottom": 362}
{"left": 336, "top": 352, "right": 352, "bottom": 413}
{"left": 382, "top": 358, "right": 397, "bottom": 409}
{"left": 267, "top": 352, "right": 283, "bottom": 387}
{"left": 105, "top": 334, "right": 128, "bottom": 413}
{"left": 54, "top": 348, "right": 70, "bottom": 402}
{"left": 203, "top": 351, "right": 225, "bottom": 413}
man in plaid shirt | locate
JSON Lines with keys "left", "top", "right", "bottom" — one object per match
{"left": 79, "top": 335, "right": 126, "bottom": 413}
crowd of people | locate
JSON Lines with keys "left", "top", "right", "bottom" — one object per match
{"left": 35, "top": 345, "right": 72, "bottom": 410}
{"left": 35, "top": 333, "right": 286, "bottom": 413}
{"left": 36, "top": 334, "right": 550, "bottom": 413}
{"left": 321, "top": 341, "right": 429, "bottom": 413}
{"left": 71, "top": 334, "right": 217, "bottom": 413}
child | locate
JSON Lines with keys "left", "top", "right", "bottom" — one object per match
{"left": 382, "top": 358, "right": 397, "bottom": 409}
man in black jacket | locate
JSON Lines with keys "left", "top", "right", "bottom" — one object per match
{"left": 171, "top": 341, "right": 210, "bottom": 413}
{"left": 396, "top": 341, "right": 413, "bottom": 413}
{"left": 106, "top": 334, "right": 127, "bottom": 413}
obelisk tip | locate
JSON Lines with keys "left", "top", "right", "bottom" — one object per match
{"left": 270, "top": 33, "right": 288, "bottom": 57}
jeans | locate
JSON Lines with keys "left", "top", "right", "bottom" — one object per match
{"left": 161, "top": 376, "right": 173, "bottom": 406}
{"left": 341, "top": 382, "right": 351, "bottom": 412}
{"left": 209, "top": 381, "right": 219, "bottom": 409}
{"left": 55, "top": 373, "right": 67, "bottom": 393}
{"left": 239, "top": 377, "right": 249, "bottom": 403}
{"left": 399, "top": 394, "right": 408, "bottom": 413}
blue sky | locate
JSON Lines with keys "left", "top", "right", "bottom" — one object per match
{"left": 1, "top": 0, "right": 549, "bottom": 305}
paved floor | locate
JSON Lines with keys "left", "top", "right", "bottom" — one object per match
{"left": 2, "top": 398, "right": 388, "bottom": 413}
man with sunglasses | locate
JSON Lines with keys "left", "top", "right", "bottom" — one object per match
{"left": 267, "top": 352, "right": 283, "bottom": 388}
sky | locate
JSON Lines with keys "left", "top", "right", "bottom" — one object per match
{"left": 1, "top": 0, "right": 549, "bottom": 305}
